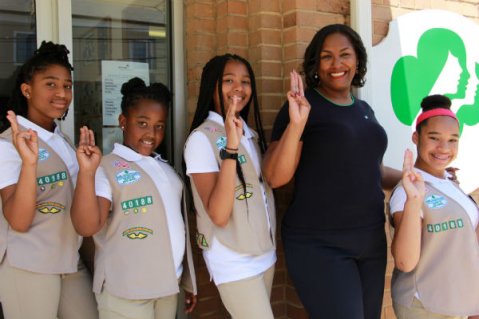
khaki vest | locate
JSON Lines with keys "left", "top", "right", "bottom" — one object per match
{"left": 392, "top": 182, "right": 479, "bottom": 316}
{"left": 94, "top": 154, "right": 196, "bottom": 299}
{"left": 189, "top": 120, "right": 276, "bottom": 255}
{"left": 0, "top": 127, "right": 79, "bottom": 274}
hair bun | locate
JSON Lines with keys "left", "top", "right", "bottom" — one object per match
{"left": 150, "top": 82, "right": 172, "bottom": 103}
{"left": 121, "top": 77, "right": 146, "bottom": 96}
{"left": 420, "top": 94, "right": 452, "bottom": 112}
{"left": 35, "top": 41, "right": 71, "bottom": 65}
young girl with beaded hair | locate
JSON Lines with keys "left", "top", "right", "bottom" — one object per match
{"left": 184, "top": 54, "right": 276, "bottom": 318}
{"left": 0, "top": 41, "right": 98, "bottom": 319}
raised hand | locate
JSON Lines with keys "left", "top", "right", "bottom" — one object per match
{"left": 224, "top": 96, "right": 243, "bottom": 150}
{"left": 7, "top": 110, "right": 38, "bottom": 165}
{"left": 402, "top": 149, "right": 425, "bottom": 201}
{"left": 76, "top": 126, "right": 102, "bottom": 172}
{"left": 287, "top": 70, "right": 311, "bottom": 125}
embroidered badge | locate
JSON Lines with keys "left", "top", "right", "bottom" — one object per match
{"left": 113, "top": 160, "right": 130, "bottom": 169}
{"left": 122, "top": 227, "right": 153, "bottom": 239}
{"left": 196, "top": 233, "right": 209, "bottom": 248}
{"left": 235, "top": 183, "right": 253, "bottom": 200}
{"left": 36, "top": 202, "right": 65, "bottom": 214}
{"left": 424, "top": 194, "right": 447, "bottom": 209}
{"left": 426, "top": 219, "right": 464, "bottom": 233}
{"left": 215, "top": 136, "right": 227, "bottom": 149}
{"left": 121, "top": 196, "right": 153, "bottom": 215}
{"left": 38, "top": 149, "right": 50, "bottom": 161}
{"left": 238, "top": 154, "right": 247, "bottom": 164}
{"left": 116, "top": 169, "right": 141, "bottom": 185}
{"left": 205, "top": 126, "right": 220, "bottom": 133}
{"left": 37, "top": 171, "right": 68, "bottom": 186}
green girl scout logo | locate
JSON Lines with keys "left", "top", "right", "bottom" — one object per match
{"left": 38, "top": 149, "right": 50, "bottom": 161}
{"left": 424, "top": 194, "right": 447, "bottom": 209}
{"left": 116, "top": 169, "right": 141, "bottom": 185}
{"left": 391, "top": 28, "right": 479, "bottom": 132}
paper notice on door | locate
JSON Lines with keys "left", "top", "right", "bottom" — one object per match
{"left": 101, "top": 61, "right": 149, "bottom": 126}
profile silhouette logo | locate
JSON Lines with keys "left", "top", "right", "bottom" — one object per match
{"left": 391, "top": 28, "right": 472, "bottom": 130}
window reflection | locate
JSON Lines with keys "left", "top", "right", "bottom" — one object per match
{"left": 72, "top": 0, "right": 171, "bottom": 158}
{"left": 0, "top": 0, "right": 35, "bottom": 130}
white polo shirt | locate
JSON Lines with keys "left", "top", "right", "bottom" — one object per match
{"left": 0, "top": 116, "right": 78, "bottom": 189}
{"left": 390, "top": 168, "right": 478, "bottom": 228}
{"left": 184, "top": 111, "right": 276, "bottom": 285}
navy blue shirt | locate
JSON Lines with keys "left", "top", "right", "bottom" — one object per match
{"left": 271, "top": 88, "right": 388, "bottom": 231}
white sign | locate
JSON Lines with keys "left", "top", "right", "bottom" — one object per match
{"left": 372, "top": 9, "right": 479, "bottom": 193}
{"left": 101, "top": 61, "right": 149, "bottom": 126}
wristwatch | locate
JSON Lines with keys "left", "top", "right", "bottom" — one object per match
{"left": 219, "top": 148, "right": 238, "bottom": 160}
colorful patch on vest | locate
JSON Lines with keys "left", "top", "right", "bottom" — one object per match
{"left": 38, "top": 148, "right": 50, "bottom": 161}
{"left": 215, "top": 136, "right": 227, "bottom": 149}
{"left": 426, "top": 218, "right": 464, "bottom": 233}
{"left": 122, "top": 227, "right": 153, "bottom": 239}
{"left": 113, "top": 160, "right": 130, "bottom": 169}
{"left": 238, "top": 154, "right": 247, "bottom": 164}
{"left": 36, "top": 202, "right": 65, "bottom": 214}
{"left": 121, "top": 196, "right": 153, "bottom": 215}
{"left": 116, "top": 169, "right": 141, "bottom": 185}
{"left": 204, "top": 126, "right": 220, "bottom": 133}
{"left": 37, "top": 171, "right": 68, "bottom": 186}
{"left": 196, "top": 233, "right": 209, "bottom": 248}
{"left": 424, "top": 194, "right": 447, "bottom": 209}
{"left": 235, "top": 183, "right": 253, "bottom": 200}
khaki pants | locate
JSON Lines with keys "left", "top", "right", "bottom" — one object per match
{"left": 0, "top": 258, "right": 98, "bottom": 319}
{"left": 217, "top": 265, "right": 275, "bottom": 319}
{"left": 96, "top": 289, "right": 178, "bottom": 319}
{"left": 394, "top": 298, "right": 467, "bottom": 319}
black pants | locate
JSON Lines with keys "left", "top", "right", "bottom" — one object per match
{"left": 282, "top": 223, "right": 387, "bottom": 319}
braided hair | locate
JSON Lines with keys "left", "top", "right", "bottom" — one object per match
{"left": 1, "top": 41, "right": 73, "bottom": 132}
{"left": 188, "top": 54, "right": 267, "bottom": 196}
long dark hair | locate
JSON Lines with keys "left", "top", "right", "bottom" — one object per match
{"left": 303, "top": 24, "right": 367, "bottom": 89}
{"left": 1, "top": 41, "right": 73, "bottom": 132}
{"left": 187, "top": 53, "right": 267, "bottom": 198}
{"left": 189, "top": 54, "right": 267, "bottom": 153}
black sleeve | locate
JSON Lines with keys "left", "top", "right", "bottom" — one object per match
{"left": 271, "top": 100, "right": 290, "bottom": 142}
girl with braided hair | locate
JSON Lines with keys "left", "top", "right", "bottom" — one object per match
{"left": 184, "top": 54, "right": 276, "bottom": 318}
{"left": 0, "top": 41, "right": 98, "bottom": 319}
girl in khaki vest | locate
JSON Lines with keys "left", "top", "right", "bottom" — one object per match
{"left": 184, "top": 54, "right": 276, "bottom": 319}
{"left": 0, "top": 42, "right": 98, "bottom": 319}
{"left": 71, "top": 77, "right": 196, "bottom": 319}
{"left": 390, "top": 94, "right": 479, "bottom": 319}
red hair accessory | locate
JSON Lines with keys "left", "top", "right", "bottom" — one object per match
{"left": 415, "top": 108, "right": 458, "bottom": 129}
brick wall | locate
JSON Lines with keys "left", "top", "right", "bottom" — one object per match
{"left": 184, "top": 1, "right": 479, "bottom": 318}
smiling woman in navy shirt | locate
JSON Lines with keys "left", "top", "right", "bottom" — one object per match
{"left": 263, "top": 24, "right": 401, "bottom": 319}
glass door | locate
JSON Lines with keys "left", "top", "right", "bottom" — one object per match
{"left": 0, "top": 0, "right": 36, "bottom": 132}
{"left": 71, "top": 0, "right": 173, "bottom": 159}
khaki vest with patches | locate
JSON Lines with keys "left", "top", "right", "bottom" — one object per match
{"left": 189, "top": 120, "right": 276, "bottom": 255}
{"left": 0, "top": 127, "right": 79, "bottom": 274}
{"left": 94, "top": 154, "right": 196, "bottom": 299}
{"left": 392, "top": 182, "right": 479, "bottom": 316}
